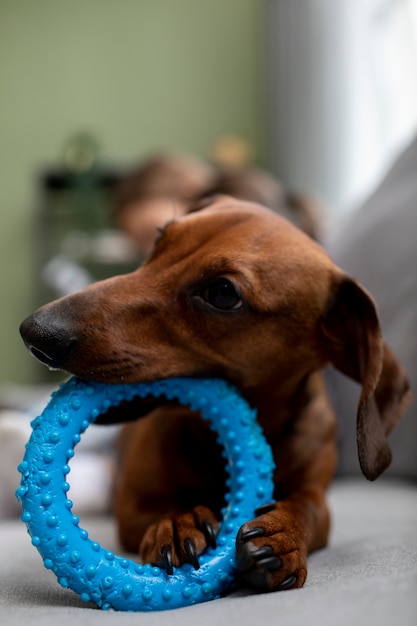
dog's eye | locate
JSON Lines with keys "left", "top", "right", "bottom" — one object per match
{"left": 201, "top": 277, "right": 242, "bottom": 311}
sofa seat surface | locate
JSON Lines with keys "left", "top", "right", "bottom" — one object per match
{"left": 1, "top": 479, "right": 416, "bottom": 626}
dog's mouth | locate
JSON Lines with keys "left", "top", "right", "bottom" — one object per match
{"left": 93, "top": 393, "right": 181, "bottom": 425}
{"left": 89, "top": 371, "right": 225, "bottom": 425}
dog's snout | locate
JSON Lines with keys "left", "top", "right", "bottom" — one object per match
{"left": 19, "top": 311, "right": 77, "bottom": 371}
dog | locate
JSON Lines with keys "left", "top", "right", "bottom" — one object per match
{"left": 19, "top": 196, "right": 411, "bottom": 592}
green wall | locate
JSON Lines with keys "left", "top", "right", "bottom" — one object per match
{"left": 0, "top": 0, "right": 265, "bottom": 384}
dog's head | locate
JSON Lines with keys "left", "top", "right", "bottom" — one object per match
{"left": 20, "top": 197, "right": 410, "bottom": 480}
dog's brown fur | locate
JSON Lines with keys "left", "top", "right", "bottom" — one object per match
{"left": 20, "top": 197, "right": 411, "bottom": 591}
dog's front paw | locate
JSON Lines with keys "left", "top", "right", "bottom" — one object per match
{"left": 235, "top": 503, "right": 307, "bottom": 591}
{"left": 139, "top": 505, "right": 219, "bottom": 574}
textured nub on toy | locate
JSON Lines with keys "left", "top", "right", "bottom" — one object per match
{"left": 17, "top": 377, "right": 275, "bottom": 611}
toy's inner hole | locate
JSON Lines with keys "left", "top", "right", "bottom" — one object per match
{"left": 84, "top": 392, "right": 228, "bottom": 525}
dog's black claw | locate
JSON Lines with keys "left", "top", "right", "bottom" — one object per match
{"left": 254, "top": 502, "right": 276, "bottom": 517}
{"left": 277, "top": 574, "right": 297, "bottom": 591}
{"left": 160, "top": 545, "right": 174, "bottom": 575}
{"left": 236, "top": 526, "right": 266, "bottom": 544}
{"left": 256, "top": 556, "right": 282, "bottom": 571}
{"left": 184, "top": 538, "right": 200, "bottom": 570}
{"left": 201, "top": 519, "right": 217, "bottom": 549}
{"left": 250, "top": 545, "right": 273, "bottom": 561}
{"left": 236, "top": 542, "right": 279, "bottom": 572}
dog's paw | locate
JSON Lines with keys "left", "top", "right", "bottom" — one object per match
{"left": 235, "top": 502, "right": 308, "bottom": 591}
{"left": 139, "top": 505, "right": 219, "bottom": 574}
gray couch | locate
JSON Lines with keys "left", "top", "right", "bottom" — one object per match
{"left": 1, "top": 481, "right": 416, "bottom": 625}
{"left": 1, "top": 137, "right": 417, "bottom": 624}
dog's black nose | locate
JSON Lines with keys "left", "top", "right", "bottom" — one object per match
{"left": 19, "top": 311, "right": 77, "bottom": 371}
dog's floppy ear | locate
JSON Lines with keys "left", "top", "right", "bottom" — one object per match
{"left": 321, "top": 276, "right": 411, "bottom": 480}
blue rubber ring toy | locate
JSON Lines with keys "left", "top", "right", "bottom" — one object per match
{"left": 16, "top": 377, "right": 275, "bottom": 611}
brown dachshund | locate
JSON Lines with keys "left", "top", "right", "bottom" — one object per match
{"left": 20, "top": 197, "right": 411, "bottom": 592}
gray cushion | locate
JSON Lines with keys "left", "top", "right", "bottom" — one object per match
{"left": 327, "top": 135, "right": 417, "bottom": 478}
{"left": 1, "top": 480, "right": 416, "bottom": 625}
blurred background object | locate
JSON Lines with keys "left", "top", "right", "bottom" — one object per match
{"left": 266, "top": 0, "right": 417, "bottom": 228}
{"left": 113, "top": 152, "right": 218, "bottom": 257}
{"left": 35, "top": 133, "right": 139, "bottom": 304}
{"left": 0, "top": 0, "right": 416, "bottom": 524}
{"left": 3, "top": 0, "right": 417, "bottom": 385}
{"left": 0, "top": 0, "right": 264, "bottom": 385}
